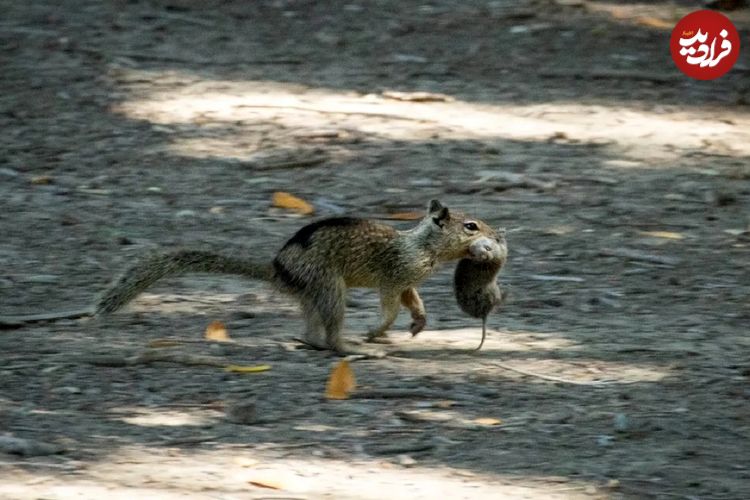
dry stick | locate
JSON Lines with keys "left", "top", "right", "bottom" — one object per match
{"left": 0, "top": 308, "right": 94, "bottom": 327}
{"left": 574, "top": 214, "right": 702, "bottom": 228}
{"left": 153, "top": 434, "right": 224, "bottom": 446}
{"left": 134, "top": 351, "right": 228, "bottom": 367}
{"left": 0, "top": 461, "right": 77, "bottom": 470}
{"left": 80, "top": 351, "right": 227, "bottom": 368}
{"left": 368, "top": 441, "right": 435, "bottom": 455}
{"left": 148, "top": 337, "right": 253, "bottom": 347}
{"left": 352, "top": 389, "right": 482, "bottom": 401}
{"left": 78, "top": 46, "right": 302, "bottom": 65}
{"left": 491, "top": 362, "right": 634, "bottom": 386}
{"left": 599, "top": 247, "right": 681, "bottom": 266}
{"left": 250, "top": 155, "right": 328, "bottom": 170}
{"left": 235, "top": 104, "right": 435, "bottom": 123}
{"left": 491, "top": 196, "right": 560, "bottom": 205}
{"left": 540, "top": 68, "right": 680, "bottom": 84}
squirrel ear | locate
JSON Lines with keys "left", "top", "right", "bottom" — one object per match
{"left": 497, "top": 227, "right": 507, "bottom": 236}
{"left": 428, "top": 199, "right": 444, "bottom": 214}
{"left": 428, "top": 200, "right": 449, "bottom": 227}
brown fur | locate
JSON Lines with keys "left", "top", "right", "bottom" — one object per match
{"left": 96, "top": 200, "right": 498, "bottom": 355}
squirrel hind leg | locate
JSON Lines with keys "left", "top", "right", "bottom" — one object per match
{"left": 299, "top": 277, "right": 347, "bottom": 352}
{"left": 300, "top": 300, "right": 328, "bottom": 349}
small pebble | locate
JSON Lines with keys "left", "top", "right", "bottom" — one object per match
{"left": 596, "top": 435, "right": 614, "bottom": 447}
{"left": 397, "top": 454, "right": 417, "bottom": 467}
{"left": 226, "top": 400, "right": 257, "bottom": 425}
{"left": 613, "top": 413, "right": 629, "bottom": 432}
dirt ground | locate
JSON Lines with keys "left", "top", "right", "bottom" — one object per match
{"left": 1, "top": 0, "right": 750, "bottom": 498}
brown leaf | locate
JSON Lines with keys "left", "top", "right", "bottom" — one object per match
{"left": 325, "top": 360, "right": 356, "bottom": 400}
{"left": 636, "top": 16, "right": 673, "bottom": 29}
{"left": 473, "top": 417, "right": 502, "bottom": 426}
{"left": 30, "top": 175, "right": 53, "bottom": 185}
{"left": 434, "top": 400, "right": 457, "bottom": 409}
{"left": 638, "top": 230, "right": 684, "bottom": 240}
{"left": 205, "top": 320, "right": 230, "bottom": 342}
{"left": 248, "top": 478, "right": 284, "bottom": 490}
{"left": 381, "top": 91, "right": 454, "bottom": 102}
{"left": 271, "top": 192, "right": 314, "bottom": 215}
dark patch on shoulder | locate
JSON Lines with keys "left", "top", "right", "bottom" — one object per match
{"left": 273, "top": 258, "right": 306, "bottom": 291}
{"left": 283, "top": 217, "right": 364, "bottom": 249}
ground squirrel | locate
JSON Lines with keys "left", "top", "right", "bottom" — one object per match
{"left": 454, "top": 228, "right": 507, "bottom": 351}
{"left": 96, "top": 200, "right": 503, "bottom": 355}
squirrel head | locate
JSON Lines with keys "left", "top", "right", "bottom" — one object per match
{"left": 419, "top": 200, "right": 505, "bottom": 262}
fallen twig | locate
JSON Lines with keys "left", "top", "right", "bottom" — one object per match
{"left": 381, "top": 90, "right": 454, "bottom": 102}
{"left": 528, "top": 274, "right": 586, "bottom": 283}
{"left": 235, "top": 104, "right": 434, "bottom": 123}
{"left": 80, "top": 351, "right": 227, "bottom": 367}
{"left": 153, "top": 434, "right": 224, "bottom": 446}
{"left": 0, "top": 460, "right": 77, "bottom": 470}
{"left": 491, "top": 196, "right": 560, "bottom": 204}
{"left": 599, "top": 248, "right": 681, "bottom": 266}
{"left": 0, "top": 308, "right": 94, "bottom": 328}
{"left": 367, "top": 441, "right": 435, "bottom": 455}
{"left": 540, "top": 69, "right": 680, "bottom": 83}
{"left": 134, "top": 351, "right": 227, "bottom": 367}
{"left": 79, "top": 46, "right": 302, "bottom": 65}
{"left": 148, "top": 337, "right": 236, "bottom": 347}
{"left": 249, "top": 155, "right": 328, "bottom": 171}
{"left": 355, "top": 389, "right": 444, "bottom": 399}
{"left": 492, "top": 362, "right": 630, "bottom": 386}
{"left": 574, "top": 214, "right": 702, "bottom": 228}
{"left": 352, "top": 389, "right": 480, "bottom": 401}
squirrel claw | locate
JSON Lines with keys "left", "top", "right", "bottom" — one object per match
{"left": 409, "top": 315, "right": 426, "bottom": 336}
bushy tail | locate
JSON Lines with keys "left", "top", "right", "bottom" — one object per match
{"left": 95, "top": 250, "right": 273, "bottom": 314}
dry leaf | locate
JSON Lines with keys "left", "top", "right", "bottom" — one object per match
{"left": 30, "top": 175, "right": 53, "bottom": 185}
{"left": 435, "top": 400, "right": 457, "bottom": 409}
{"left": 248, "top": 478, "right": 284, "bottom": 490}
{"left": 325, "top": 360, "right": 356, "bottom": 400}
{"left": 473, "top": 417, "right": 502, "bottom": 426}
{"left": 638, "top": 230, "right": 684, "bottom": 240}
{"left": 205, "top": 320, "right": 230, "bottom": 341}
{"left": 225, "top": 364, "right": 271, "bottom": 373}
{"left": 385, "top": 211, "right": 423, "bottom": 221}
{"left": 381, "top": 90, "right": 454, "bottom": 102}
{"left": 544, "top": 225, "right": 575, "bottom": 236}
{"left": 147, "top": 339, "right": 182, "bottom": 348}
{"left": 271, "top": 192, "right": 314, "bottom": 215}
{"left": 636, "top": 16, "right": 673, "bottom": 29}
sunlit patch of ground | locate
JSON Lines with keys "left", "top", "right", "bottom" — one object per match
{"left": 0, "top": 448, "right": 601, "bottom": 500}
{"left": 389, "top": 327, "right": 671, "bottom": 384}
{"left": 112, "top": 71, "right": 750, "bottom": 163}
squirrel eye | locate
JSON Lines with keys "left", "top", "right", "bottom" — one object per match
{"left": 463, "top": 221, "right": 478, "bottom": 231}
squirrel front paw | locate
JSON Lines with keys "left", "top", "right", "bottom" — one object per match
{"left": 409, "top": 315, "right": 426, "bottom": 336}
